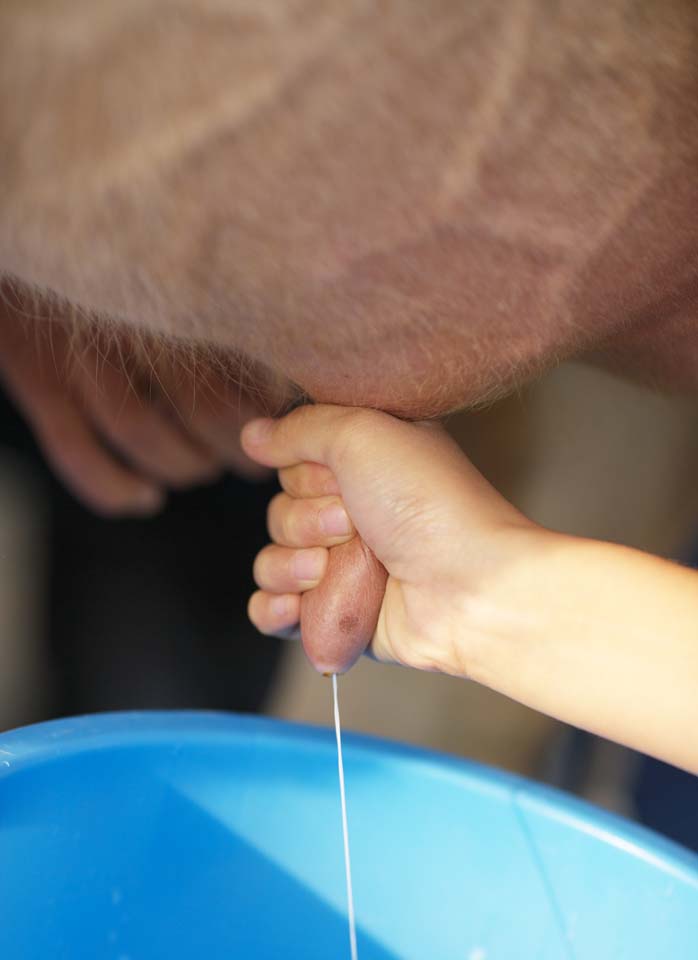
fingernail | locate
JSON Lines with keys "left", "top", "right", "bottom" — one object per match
{"left": 270, "top": 595, "right": 290, "bottom": 618}
{"left": 292, "top": 549, "right": 325, "bottom": 583}
{"left": 243, "top": 418, "right": 273, "bottom": 445}
{"left": 320, "top": 503, "right": 352, "bottom": 537}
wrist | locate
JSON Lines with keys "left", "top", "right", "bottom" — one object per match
{"left": 440, "top": 522, "right": 562, "bottom": 683}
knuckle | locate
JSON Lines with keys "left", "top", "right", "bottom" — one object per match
{"left": 302, "top": 462, "right": 338, "bottom": 496}
{"left": 278, "top": 465, "right": 299, "bottom": 496}
{"left": 282, "top": 499, "right": 305, "bottom": 543}
{"left": 266, "top": 492, "right": 287, "bottom": 539}
{"left": 268, "top": 493, "right": 305, "bottom": 544}
{"left": 318, "top": 466, "right": 341, "bottom": 496}
{"left": 294, "top": 463, "right": 314, "bottom": 494}
{"left": 332, "top": 407, "right": 380, "bottom": 461}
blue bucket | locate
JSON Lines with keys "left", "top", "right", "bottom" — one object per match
{"left": 1, "top": 711, "right": 696, "bottom": 959}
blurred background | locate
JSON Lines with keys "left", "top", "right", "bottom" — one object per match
{"left": 1, "top": 359, "right": 697, "bottom": 850}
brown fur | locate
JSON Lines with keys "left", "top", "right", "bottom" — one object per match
{"left": 2, "top": 1, "right": 698, "bottom": 658}
{"left": 1, "top": 1, "right": 697, "bottom": 418}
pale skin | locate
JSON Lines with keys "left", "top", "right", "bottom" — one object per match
{"left": 242, "top": 405, "right": 698, "bottom": 774}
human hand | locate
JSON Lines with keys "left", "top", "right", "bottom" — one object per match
{"left": 0, "top": 281, "right": 269, "bottom": 516}
{"left": 243, "top": 404, "right": 698, "bottom": 774}
{"left": 242, "top": 404, "right": 538, "bottom": 674}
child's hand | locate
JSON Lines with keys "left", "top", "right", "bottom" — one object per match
{"left": 243, "top": 404, "right": 698, "bottom": 773}
{"left": 241, "top": 405, "right": 535, "bottom": 675}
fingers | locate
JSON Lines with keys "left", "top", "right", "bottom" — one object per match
{"left": 249, "top": 541, "right": 329, "bottom": 640}
{"left": 253, "top": 544, "right": 328, "bottom": 592}
{"left": 241, "top": 406, "right": 451, "bottom": 485}
{"left": 241, "top": 404, "right": 378, "bottom": 470}
{"left": 248, "top": 590, "right": 301, "bottom": 636}
{"left": 267, "top": 492, "right": 354, "bottom": 547}
{"left": 278, "top": 462, "right": 340, "bottom": 498}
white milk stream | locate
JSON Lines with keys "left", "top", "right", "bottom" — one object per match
{"left": 332, "top": 674, "right": 358, "bottom": 960}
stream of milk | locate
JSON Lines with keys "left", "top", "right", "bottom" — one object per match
{"left": 332, "top": 674, "right": 358, "bottom": 960}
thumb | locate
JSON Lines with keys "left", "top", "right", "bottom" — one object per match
{"left": 242, "top": 405, "right": 466, "bottom": 569}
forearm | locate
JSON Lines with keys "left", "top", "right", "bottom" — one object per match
{"left": 461, "top": 531, "right": 698, "bottom": 772}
